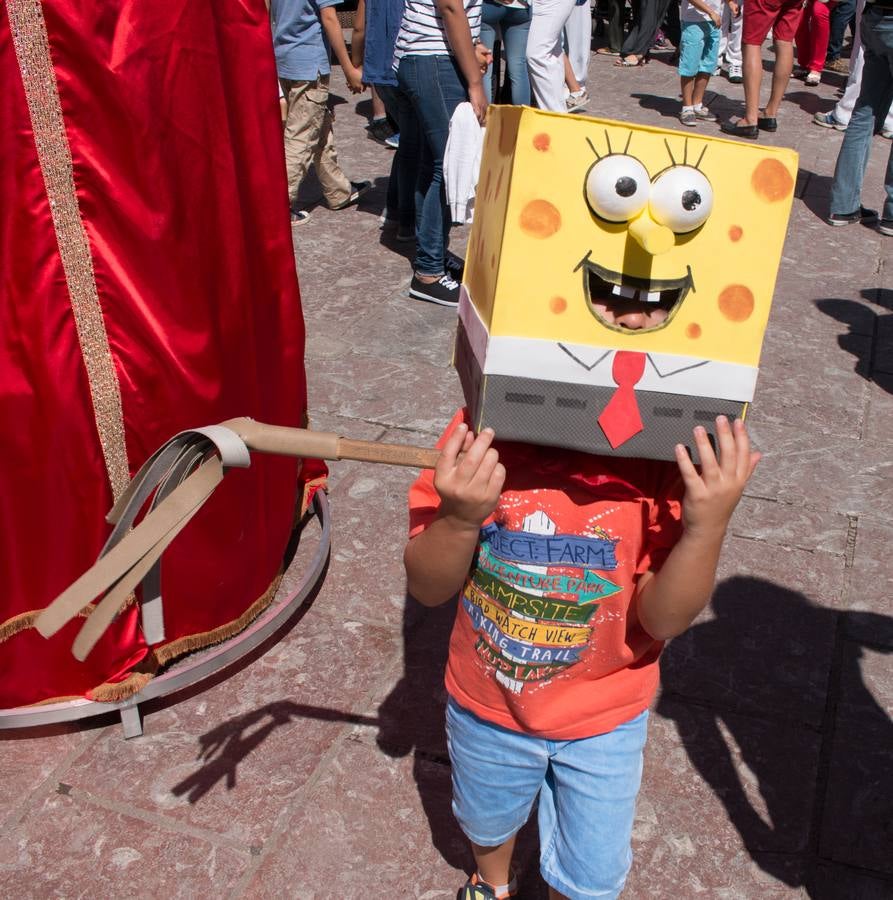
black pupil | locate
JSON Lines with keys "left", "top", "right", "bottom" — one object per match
{"left": 682, "top": 189, "right": 701, "bottom": 211}
{"left": 615, "top": 176, "right": 637, "bottom": 198}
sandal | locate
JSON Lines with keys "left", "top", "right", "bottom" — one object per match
{"left": 458, "top": 872, "right": 518, "bottom": 900}
{"left": 615, "top": 55, "right": 646, "bottom": 67}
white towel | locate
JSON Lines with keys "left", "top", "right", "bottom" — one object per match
{"left": 444, "top": 102, "right": 484, "bottom": 226}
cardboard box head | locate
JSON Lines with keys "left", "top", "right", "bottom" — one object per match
{"left": 456, "top": 106, "right": 798, "bottom": 461}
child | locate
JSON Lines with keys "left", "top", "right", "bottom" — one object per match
{"left": 678, "top": 0, "right": 739, "bottom": 125}
{"left": 271, "top": 0, "right": 371, "bottom": 224}
{"left": 405, "top": 412, "right": 759, "bottom": 899}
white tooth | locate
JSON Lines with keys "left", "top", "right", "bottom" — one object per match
{"left": 645, "top": 291, "right": 661, "bottom": 303}
{"left": 611, "top": 284, "right": 623, "bottom": 296}
{"left": 617, "top": 285, "right": 637, "bottom": 299}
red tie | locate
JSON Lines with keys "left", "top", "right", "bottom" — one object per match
{"left": 598, "top": 351, "right": 647, "bottom": 448}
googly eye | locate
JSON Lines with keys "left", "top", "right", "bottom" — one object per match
{"left": 585, "top": 155, "right": 650, "bottom": 223}
{"left": 650, "top": 165, "right": 713, "bottom": 233}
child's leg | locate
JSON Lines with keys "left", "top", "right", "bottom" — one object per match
{"left": 692, "top": 71, "right": 711, "bottom": 107}
{"left": 471, "top": 836, "right": 518, "bottom": 889}
{"left": 309, "top": 74, "right": 353, "bottom": 208}
{"left": 282, "top": 78, "right": 323, "bottom": 206}
{"left": 681, "top": 74, "right": 695, "bottom": 106}
{"left": 537, "top": 710, "right": 649, "bottom": 898}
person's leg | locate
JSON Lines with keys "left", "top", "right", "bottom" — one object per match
{"left": 795, "top": 0, "right": 814, "bottom": 71}
{"left": 607, "top": 0, "right": 625, "bottom": 50}
{"left": 538, "top": 711, "right": 650, "bottom": 900}
{"left": 681, "top": 73, "right": 695, "bottom": 106}
{"left": 829, "top": 21, "right": 892, "bottom": 216}
{"left": 528, "top": 0, "right": 578, "bottom": 109}
{"left": 309, "top": 75, "right": 354, "bottom": 207}
{"left": 445, "top": 699, "right": 548, "bottom": 891}
{"left": 620, "top": 0, "right": 672, "bottom": 61}
{"left": 727, "top": 0, "right": 744, "bottom": 68}
{"left": 764, "top": 40, "right": 795, "bottom": 115}
{"left": 282, "top": 78, "right": 321, "bottom": 207}
{"left": 566, "top": 0, "right": 593, "bottom": 85}
{"left": 693, "top": 71, "right": 712, "bottom": 106}
{"left": 809, "top": 0, "right": 834, "bottom": 73}
{"left": 502, "top": 7, "right": 533, "bottom": 105}
{"left": 828, "top": 0, "right": 856, "bottom": 60}
{"left": 664, "top": 0, "right": 681, "bottom": 50}
{"left": 398, "top": 55, "right": 468, "bottom": 278}
{"left": 480, "top": 1, "right": 503, "bottom": 103}
{"left": 741, "top": 42, "right": 763, "bottom": 122}
{"left": 377, "top": 83, "right": 417, "bottom": 231}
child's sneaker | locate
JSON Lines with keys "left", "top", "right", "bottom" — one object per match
{"left": 329, "top": 180, "right": 372, "bottom": 210}
{"left": 458, "top": 872, "right": 517, "bottom": 900}
{"left": 680, "top": 107, "right": 698, "bottom": 127}
{"left": 290, "top": 209, "right": 311, "bottom": 226}
{"left": 384, "top": 132, "right": 400, "bottom": 149}
{"left": 695, "top": 105, "right": 718, "bottom": 122}
{"left": 805, "top": 71, "right": 821, "bottom": 86}
{"left": 566, "top": 88, "right": 589, "bottom": 113}
{"left": 366, "top": 116, "right": 396, "bottom": 146}
{"left": 409, "top": 273, "right": 460, "bottom": 306}
{"left": 728, "top": 63, "right": 743, "bottom": 83}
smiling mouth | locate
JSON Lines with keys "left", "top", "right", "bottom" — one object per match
{"left": 577, "top": 255, "right": 694, "bottom": 333}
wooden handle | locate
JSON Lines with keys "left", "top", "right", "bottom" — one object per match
{"left": 220, "top": 418, "right": 441, "bottom": 469}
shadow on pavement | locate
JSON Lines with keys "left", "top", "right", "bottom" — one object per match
{"left": 657, "top": 575, "right": 893, "bottom": 895}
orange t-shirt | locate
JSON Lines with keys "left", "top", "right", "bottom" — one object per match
{"left": 408, "top": 409, "right": 684, "bottom": 740}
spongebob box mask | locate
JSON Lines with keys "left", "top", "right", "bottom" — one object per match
{"left": 456, "top": 106, "right": 798, "bottom": 461}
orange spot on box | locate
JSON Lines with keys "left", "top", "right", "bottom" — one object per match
{"left": 533, "top": 133, "right": 551, "bottom": 152}
{"left": 751, "top": 159, "right": 794, "bottom": 202}
{"left": 729, "top": 225, "right": 743, "bottom": 242}
{"left": 718, "top": 285, "right": 755, "bottom": 322}
{"left": 519, "top": 199, "right": 561, "bottom": 238}
{"left": 686, "top": 322, "right": 702, "bottom": 338}
{"left": 549, "top": 296, "right": 567, "bottom": 314}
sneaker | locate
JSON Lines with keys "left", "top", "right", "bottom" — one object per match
{"left": 695, "top": 105, "right": 718, "bottom": 122}
{"left": 825, "top": 57, "right": 849, "bottom": 74}
{"left": 813, "top": 110, "right": 847, "bottom": 130}
{"left": 826, "top": 207, "right": 878, "bottom": 226}
{"left": 566, "top": 88, "right": 589, "bottom": 113}
{"left": 445, "top": 251, "right": 465, "bottom": 279}
{"left": 728, "top": 63, "right": 743, "bottom": 83}
{"left": 329, "top": 180, "right": 372, "bottom": 211}
{"left": 409, "top": 273, "right": 460, "bottom": 306}
{"left": 882, "top": 129, "right": 893, "bottom": 140}
{"left": 290, "top": 209, "right": 311, "bottom": 225}
{"left": 878, "top": 219, "right": 893, "bottom": 235}
{"left": 365, "top": 117, "right": 396, "bottom": 146}
{"left": 680, "top": 108, "right": 698, "bottom": 127}
{"left": 713, "top": 65, "right": 722, "bottom": 76}
{"left": 805, "top": 71, "right": 821, "bottom": 86}
{"left": 384, "top": 132, "right": 400, "bottom": 149}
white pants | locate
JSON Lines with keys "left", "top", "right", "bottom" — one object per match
{"left": 834, "top": 0, "right": 893, "bottom": 129}
{"left": 528, "top": 0, "right": 578, "bottom": 110}
{"left": 719, "top": 0, "right": 743, "bottom": 67}
{"left": 564, "top": 0, "right": 592, "bottom": 86}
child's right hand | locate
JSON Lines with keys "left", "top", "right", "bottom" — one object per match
{"left": 346, "top": 66, "right": 365, "bottom": 94}
{"left": 434, "top": 423, "right": 505, "bottom": 531}
{"left": 711, "top": 9, "right": 722, "bottom": 25}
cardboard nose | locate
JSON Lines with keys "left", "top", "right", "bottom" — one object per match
{"left": 629, "top": 213, "right": 675, "bottom": 256}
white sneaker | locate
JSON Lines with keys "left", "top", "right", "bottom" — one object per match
{"left": 728, "top": 63, "right": 743, "bottom": 83}
{"left": 805, "top": 71, "right": 821, "bottom": 86}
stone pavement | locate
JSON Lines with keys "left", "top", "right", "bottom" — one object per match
{"left": 2, "top": 44, "right": 892, "bottom": 900}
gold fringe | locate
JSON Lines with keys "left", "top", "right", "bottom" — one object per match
{"left": 0, "top": 606, "right": 91, "bottom": 644}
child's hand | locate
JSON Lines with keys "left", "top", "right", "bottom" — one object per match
{"left": 346, "top": 65, "right": 365, "bottom": 94}
{"left": 710, "top": 9, "right": 722, "bottom": 25}
{"left": 475, "top": 41, "right": 494, "bottom": 74}
{"left": 434, "top": 423, "right": 505, "bottom": 532}
{"left": 674, "top": 416, "right": 760, "bottom": 540}
{"left": 728, "top": 0, "right": 740, "bottom": 16}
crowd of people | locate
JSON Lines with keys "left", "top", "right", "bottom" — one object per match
{"left": 270, "top": 0, "right": 892, "bottom": 306}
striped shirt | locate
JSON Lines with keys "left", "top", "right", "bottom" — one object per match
{"left": 393, "top": 0, "right": 482, "bottom": 61}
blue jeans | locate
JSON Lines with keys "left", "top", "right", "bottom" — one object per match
{"left": 827, "top": 0, "right": 856, "bottom": 59}
{"left": 480, "top": 1, "right": 532, "bottom": 105}
{"left": 375, "top": 82, "right": 419, "bottom": 230}
{"left": 396, "top": 54, "right": 468, "bottom": 276}
{"left": 446, "top": 699, "right": 649, "bottom": 900}
{"left": 829, "top": 8, "right": 893, "bottom": 221}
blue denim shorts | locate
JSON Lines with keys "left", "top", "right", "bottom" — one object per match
{"left": 445, "top": 699, "right": 649, "bottom": 900}
{"left": 678, "top": 20, "right": 721, "bottom": 76}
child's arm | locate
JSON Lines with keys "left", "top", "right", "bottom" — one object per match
{"left": 319, "top": 6, "right": 365, "bottom": 93}
{"left": 636, "top": 417, "right": 759, "bottom": 641}
{"left": 435, "top": 0, "right": 488, "bottom": 124}
{"left": 686, "top": 0, "right": 722, "bottom": 25}
{"left": 351, "top": 0, "right": 366, "bottom": 70}
{"left": 404, "top": 424, "right": 505, "bottom": 607}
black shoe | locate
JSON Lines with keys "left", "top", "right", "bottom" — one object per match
{"left": 329, "top": 180, "right": 372, "bottom": 210}
{"left": 445, "top": 252, "right": 465, "bottom": 280}
{"left": 409, "top": 273, "right": 460, "bottom": 307}
{"left": 758, "top": 116, "right": 778, "bottom": 131}
{"left": 879, "top": 218, "right": 893, "bottom": 236}
{"left": 366, "top": 117, "right": 396, "bottom": 146}
{"left": 720, "top": 119, "right": 759, "bottom": 138}
{"left": 827, "top": 207, "right": 879, "bottom": 226}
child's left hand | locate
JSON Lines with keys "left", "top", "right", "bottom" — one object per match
{"left": 674, "top": 416, "right": 760, "bottom": 540}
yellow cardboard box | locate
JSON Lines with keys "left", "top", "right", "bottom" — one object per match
{"left": 456, "top": 105, "right": 798, "bottom": 460}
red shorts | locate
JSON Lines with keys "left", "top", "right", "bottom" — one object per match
{"left": 743, "top": 0, "right": 805, "bottom": 44}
